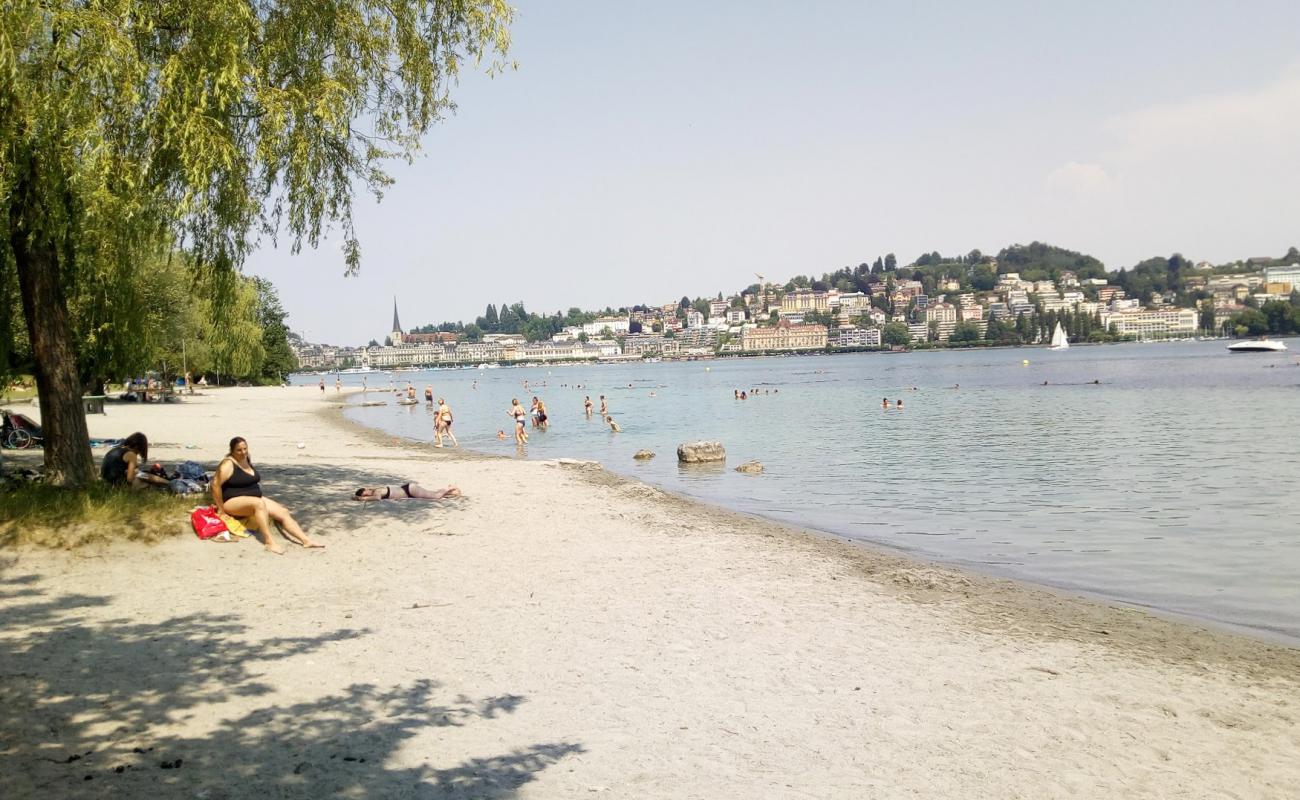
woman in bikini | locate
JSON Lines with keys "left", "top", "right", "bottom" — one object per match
{"left": 584, "top": 396, "right": 593, "bottom": 417}
{"left": 434, "top": 398, "right": 458, "bottom": 448}
{"left": 508, "top": 398, "right": 529, "bottom": 444}
{"left": 352, "top": 482, "right": 462, "bottom": 501}
{"left": 212, "top": 436, "right": 322, "bottom": 554}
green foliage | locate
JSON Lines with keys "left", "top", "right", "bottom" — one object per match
{"left": 1, "top": 0, "right": 514, "bottom": 483}
{"left": 881, "top": 322, "right": 910, "bottom": 347}
{"left": 949, "top": 321, "right": 982, "bottom": 344}
{"left": 997, "top": 242, "right": 1107, "bottom": 282}
{"left": 1231, "top": 308, "right": 1269, "bottom": 336}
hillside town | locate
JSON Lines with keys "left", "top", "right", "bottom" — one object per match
{"left": 292, "top": 254, "right": 1300, "bottom": 370}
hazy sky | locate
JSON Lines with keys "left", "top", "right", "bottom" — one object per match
{"left": 243, "top": 1, "right": 1300, "bottom": 345}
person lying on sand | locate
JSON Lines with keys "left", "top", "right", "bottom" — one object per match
{"left": 353, "top": 483, "right": 462, "bottom": 501}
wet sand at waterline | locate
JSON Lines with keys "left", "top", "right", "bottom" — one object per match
{"left": 1, "top": 386, "right": 1297, "bottom": 798}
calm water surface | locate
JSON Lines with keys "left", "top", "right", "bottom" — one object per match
{"left": 305, "top": 340, "right": 1300, "bottom": 643}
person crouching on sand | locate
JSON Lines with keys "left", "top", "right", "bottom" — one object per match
{"left": 212, "top": 436, "right": 322, "bottom": 554}
{"left": 352, "top": 483, "right": 462, "bottom": 501}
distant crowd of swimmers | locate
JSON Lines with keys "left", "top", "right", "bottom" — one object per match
{"left": 734, "top": 388, "right": 778, "bottom": 400}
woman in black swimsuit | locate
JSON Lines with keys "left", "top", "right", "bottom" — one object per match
{"left": 213, "top": 436, "right": 322, "bottom": 554}
{"left": 352, "top": 482, "right": 462, "bottom": 501}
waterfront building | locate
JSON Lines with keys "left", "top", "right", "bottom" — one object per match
{"left": 1100, "top": 308, "right": 1198, "bottom": 339}
{"left": 831, "top": 326, "right": 882, "bottom": 348}
{"left": 740, "top": 322, "right": 828, "bottom": 352}
{"left": 906, "top": 322, "right": 929, "bottom": 343}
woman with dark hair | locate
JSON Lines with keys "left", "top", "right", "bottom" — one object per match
{"left": 100, "top": 432, "right": 169, "bottom": 489}
{"left": 212, "top": 436, "right": 322, "bottom": 554}
{"left": 352, "top": 482, "right": 462, "bottom": 501}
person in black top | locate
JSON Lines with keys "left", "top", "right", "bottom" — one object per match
{"left": 212, "top": 436, "right": 322, "bottom": 554}
{"left": 100, "top": 432, "right": 169, "bottom": 489}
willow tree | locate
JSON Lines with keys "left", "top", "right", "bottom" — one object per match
{"left": 1, "top": 0, "right": 512, "bottom": 486}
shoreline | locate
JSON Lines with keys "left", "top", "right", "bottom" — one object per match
{"left": 331, "top": 389, "right": 1300, "bottom": 648}
{"left": 325, "top": 394, "right": 1300, "bottom": 662}
{"left": 2, "top": 386, "right": 1298, "bottom": 797}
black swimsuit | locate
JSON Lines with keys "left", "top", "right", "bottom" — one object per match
{"left": 221, "top": 461, "right": 263, "bottom": 499}
{"left": 381, "top": 484, "right": 412, "bottom": 499}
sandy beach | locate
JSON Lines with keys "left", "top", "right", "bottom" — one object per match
{"left": 2, "top": 386, "right": 1298, "bottom": 798}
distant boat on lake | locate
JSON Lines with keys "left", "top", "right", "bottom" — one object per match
{"left": 1227, "top": 339, "right": 1287, "bottom": 353}
{"left": 1049, "top": 322, "right": 1069, "bottom": 350}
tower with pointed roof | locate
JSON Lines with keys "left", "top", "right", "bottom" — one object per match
{"left": 390, "top": 297, "right": 403, "bottom": 345}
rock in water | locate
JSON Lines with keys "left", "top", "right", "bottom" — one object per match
{"left": 677, "top": 441, "right": 726, "bottom": 463}
{"left": 735, "top": 460, "right": 763, "bottom": 474}
{"left": 633, "top": 450, "right": 656, "bottom": 460}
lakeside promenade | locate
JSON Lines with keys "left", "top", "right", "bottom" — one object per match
{"left": 2, "top": 387, "right": 1298, "bottom": 797}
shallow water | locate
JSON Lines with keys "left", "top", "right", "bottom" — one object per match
{"left": 307, "top": 339, "right": 1300, "bottom": 642}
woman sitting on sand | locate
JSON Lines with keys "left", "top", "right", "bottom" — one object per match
{"left": 100, "top": 432, "right": 170, "bottom": 489}
{"left": 213, "top": 436, "right": 323, "bottom": 554}
{"left": 352, "top": 482, "right": 462, "bottom": 501}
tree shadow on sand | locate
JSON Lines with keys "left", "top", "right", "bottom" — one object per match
{"left": 0, "top": 564, "right": 582, "bottom": 798}
{"left": 234, "top": 461, "right": 476, "bottom": 540}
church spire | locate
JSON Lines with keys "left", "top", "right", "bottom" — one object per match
{"left": 391, "top": 296, "right": 402, "bottom": 335}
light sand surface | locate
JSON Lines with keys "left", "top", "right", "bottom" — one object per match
{"left": 2, "top": 386, "right": 1298, "bottom": 798}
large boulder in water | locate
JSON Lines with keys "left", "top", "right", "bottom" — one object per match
{"left": 633, "top": 450, "right": 656, "bottom": 460}
{"left": 735, "top": 460, "right": 763, "bottom": 474}
{"left": 677, "top": 441, "right": 726, "bottom": 464}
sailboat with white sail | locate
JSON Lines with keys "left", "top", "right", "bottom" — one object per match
{"left": 1049, "top": 322, "right": 1069, "bottom": 350}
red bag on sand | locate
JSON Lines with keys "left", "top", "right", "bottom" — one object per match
{"left": 190, "top": 506, "right": 229, "bottom": 540}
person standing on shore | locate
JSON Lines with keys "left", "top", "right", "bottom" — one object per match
{"left": 319, "top": 377, "right": 325, "bottom": 395}
{"left": 335, "top": 376, "right": 341, "bottom": 393}
{"left": 509, "top": 399, "right": 529, "bottom": 444}
{"left": 435, "top": 398, "right": 458, "bottom": 448}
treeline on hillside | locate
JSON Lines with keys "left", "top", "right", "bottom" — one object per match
{"left": 1, "top": 249, "right": 296, "bottom": 390}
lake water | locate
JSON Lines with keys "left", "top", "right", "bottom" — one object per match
{"left": 301, "top": 339, "right": 1300, "bottom": 643}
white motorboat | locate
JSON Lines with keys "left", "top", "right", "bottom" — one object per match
{"left": 1049, "top": 321, "right": 1069, "bottom": 350}
{"left": 1227, "top": 339, "right": 1287, "bottom": 353}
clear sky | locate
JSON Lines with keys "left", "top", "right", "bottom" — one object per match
{"left": 243, "top": 0, "right": 1300, "bottom": 345}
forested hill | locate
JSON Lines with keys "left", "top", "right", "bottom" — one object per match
{"left": 751, "top": 242, "right": 1299, "bottom": 300}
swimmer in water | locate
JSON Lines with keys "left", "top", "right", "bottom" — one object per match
{"left": 882, "top": 397, "right": 890, "bottom": 410}
{"left": 895, "top": 399, "right": 903, "bottom": 409}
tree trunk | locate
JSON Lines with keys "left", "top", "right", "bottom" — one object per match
{"left": 10, "top": 166, "right": 96, "bottom": 488}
